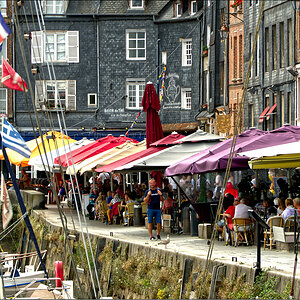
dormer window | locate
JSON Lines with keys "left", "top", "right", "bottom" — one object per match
{"left": 191, "top": 0, "right": 197, "bottom": 15}
{"left": 176, "top": 3, "right": 182, "bottom": 17}
{"left": 130, "top": 0, "right": 144, "bottom": 9}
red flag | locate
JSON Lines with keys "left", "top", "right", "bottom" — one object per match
{"left": 1, "top": 57, "right": 27, "bottom": 92}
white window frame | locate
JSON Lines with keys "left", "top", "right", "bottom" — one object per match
{"left": 182, "top": 39, "right": 192, "bottom": 66}
{"left": 45, "top": 32, "right": 66, "bottom": 63}
{"left": 181, "top": 88, "right": 192, "bottom": 110}
{"left": 88, "top": 93, "right": 97, "bottom": 107}
{"left": 176, "top": 3, "right": 181, "bottom": 17}
{"left": 126, "top": 30, "right": 146, "bottom": 61}
{"left": 43, "top": 0, "right": 65, "bottom": 14}
{"left": 35, "top": 80, "right": 76, "bottom": 111}
{"left": 191, "top": 0, "right": 197, "bottom": 15}
{"left": 0, "top": 39, "right": 7, "bottom": 77}
{"left": 0, "top": 0, "right": 7, "bottom": 16}
{"left": 31, "top": 31, "right": 79, "bottom": 64}
{"left": 126, "top": 79, "right": 145, "bottom": 110}
{"left": 129, "top": 0, "right": 144, "bottom": 9}
{"left": 0, "top": 88, "right": 7, "bottom": 115}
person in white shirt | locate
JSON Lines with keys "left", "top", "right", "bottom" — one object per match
{"left": 213, "top": 172, "right": 223, "bottom": 200}
{"left": 99, "top": 172, "right": 110, "bottom": 184}
{"left": 234, "top": 198, "right": 251, "bottom": 218}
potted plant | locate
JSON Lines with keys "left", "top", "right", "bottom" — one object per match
{"left": 202, "top": 45, "right": 208, "bottom": 56}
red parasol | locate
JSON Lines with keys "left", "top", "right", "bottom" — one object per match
{"left": 142, "top": 82, "right": 164, "bottom": 187}
{"left": 142, "top": 82, "right": 164, "bottom": 149}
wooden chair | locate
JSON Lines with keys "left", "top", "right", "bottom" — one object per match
{"left": 263, "top": 216, "right": 284, "bottom": 250}
{"left": 232, "top": 218, "right": 254, "bottom": 246}
{"left": 125, "top": 202, "right": 135, "bottom": 226}
{"left": 284, "top": 215, "right": 299, "bottom": 232}
{"left": 99, "top": 201, "right": 108, "bottom": 223}
{"left": 141, "top": 202, "right": 147, "bottom": 218}
{"left": 224, "top": 216, "right": 234, "bottom": 246}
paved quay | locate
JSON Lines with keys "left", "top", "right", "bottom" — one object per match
{"left": 34, "top": 205, "right": 299, "bottom": 279}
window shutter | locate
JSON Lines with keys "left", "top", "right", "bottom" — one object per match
{"left": 31, "top": 31, "right": 43, "bottom": 63}
{"left": 35, "top": 80, "right": 44, "bottom": 109}
{"left": 67, "top": 31, "right": 79, "bottom": 63}
{"left": 67, "top": 80, "right": 76, "bottom": 111}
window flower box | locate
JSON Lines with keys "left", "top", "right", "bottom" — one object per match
{"left": 231, "top": 0, "right": 242, "bottom": 10}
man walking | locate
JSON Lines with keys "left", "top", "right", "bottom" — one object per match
{"left": 144, "top": 179, "right": 163, "bottom": 240}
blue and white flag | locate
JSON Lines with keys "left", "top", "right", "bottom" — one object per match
{"left": 0, "top": 11, "right": 11, "bottom": 53}
{"left": 1, "top": 118, "right": 31, "bottom": 158}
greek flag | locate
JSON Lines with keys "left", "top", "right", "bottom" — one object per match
{"left": 1, "top": 118, "right": 31, "bottom": 158}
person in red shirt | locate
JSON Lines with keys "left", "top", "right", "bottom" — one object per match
{"left": 224, "top": 182, "right": 238, "bottom": 200}
{"left": 162, "top": 191, "right": 174, "bottom": 214}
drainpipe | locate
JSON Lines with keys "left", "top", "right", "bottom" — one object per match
{"left": 93, "top": 13, "right": 100, "bottom": 121}
{"left": 155, "top": 39, "right": 160, "bottom": 95}
{"left": 199, "top": 17, "right": 204, "bottom": 109}
{"left": 260, "top": 10, "right": 265, "bottom": 130}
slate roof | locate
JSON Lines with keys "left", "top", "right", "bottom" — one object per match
{"left": 67, "top": 0, "right": 100, "bottom": 15}
{"left": 98, "top": 0, "right": 170, "bottom": 15}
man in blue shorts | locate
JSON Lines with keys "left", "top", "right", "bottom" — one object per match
{"left": 144, "top": 178, "right": 163, "bottom": 240}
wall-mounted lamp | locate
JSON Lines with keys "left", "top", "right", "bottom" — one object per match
{"left": 219, "top": 24, "right": 229, "bottom": 40}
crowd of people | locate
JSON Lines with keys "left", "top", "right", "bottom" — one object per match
{"left": 77, "top": 173, "right": 188, "bottom": 240}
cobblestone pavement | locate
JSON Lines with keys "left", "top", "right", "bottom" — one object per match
{"left": 34, "top": 206, "right": 299, "bottom": 279}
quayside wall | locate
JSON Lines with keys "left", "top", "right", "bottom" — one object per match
{"left": 18, "top": 212, "right": 300, "bottom": 299}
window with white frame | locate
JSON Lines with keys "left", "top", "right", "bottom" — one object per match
{"left": 0, "top": 88, "right": 7, "bottom": 114}
{"left": 176, "top": 3, "right": 181, "bottom": 17}
{"left": 191, "top": 1, "right": 197, "bottom": 15}
{"left": 0, "top": 39, "right": 7, "bottom": 78}
{"left": 130, "top": 0, "right": 144, "bottom": 9}
{"left": 182, "top": 39, "right": 192, "bottom": 66}
{"left": 0, "top": 0, "right": 7, "bottom": 16}
{"left": 126, "top": 80, "right": 145, "bottom": 109}
{"left": 88, "top": 93, "right": 97, "bottom": 107}
{"left": 126, "top": 30, "right": 146, "bottom": 60}
{"left": 35, "top": 80, "right": 76, "bottom": 111}
{"left": 181, "top": 88, "right": 192, "bottom": 109}
{"left": 43, "top": 0, "right": 65, "bottom": 14}
{"left": 31, "top": 31, "right": 79, "bottom": 63}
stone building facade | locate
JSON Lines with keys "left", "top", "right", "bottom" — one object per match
{"left": 243, "top": 0, "right": 296, "bottom": 131}
{"left": 228, "top": 0, "right": 244, "bottom": 135}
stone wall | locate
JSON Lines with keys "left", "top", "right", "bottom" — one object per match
{"left": 23, "top": 212, "right": 300, "bottom": 299}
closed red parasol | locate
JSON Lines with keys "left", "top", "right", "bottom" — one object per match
{"left": 142, "top": 82, "right": 164, "bottom": 148}
{"left": 142, "top": 82, "right": 164, "bottom": 187}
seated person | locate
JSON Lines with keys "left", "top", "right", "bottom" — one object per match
{"left": 106, "top": 191, "right": 113, "bottom": 223}
{"left": 108, "top": 193, "right": 122, "bottom": 223}
{"left": 234, "top": 198, "right": 251, "bottom": 218}
{"left": 162, "top": 191, "right": 174, "bottom": 214}
{"left": 206, "top": 190, "right": 214, "bottom": 203}
{"left": 254, "top": 199, "right": 277, "bottom": 220}
{"left": 281, "top": 198, "right": 296, "bottom": 220}
{"left": 122, "top": 192, "right": 135, "bottom": 226}
{"left": 277, "top": 197, "right": 286, "bottom": 215}
{"left": 218, "top": 197, "right": 239, "bottom": 232}
{"left": 294, "top": 198, "right": 300, "bottom": 214}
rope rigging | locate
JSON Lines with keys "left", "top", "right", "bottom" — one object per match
{"left": 198, "top": 1, "right": 266, "bottom": 297}
{"left": 11, "top": 1, "right": 103, "bottom": 297}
